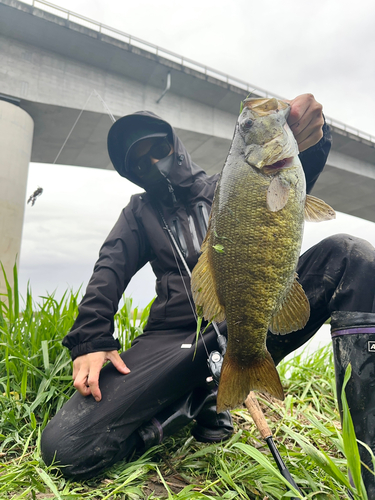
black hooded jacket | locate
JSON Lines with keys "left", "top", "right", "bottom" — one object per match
{"left": 62, "top": 111, "right": 332, "bottom": 360}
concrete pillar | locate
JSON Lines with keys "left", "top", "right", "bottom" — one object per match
{"left": 0, "top": 100, "right": 34, "bottom": 296}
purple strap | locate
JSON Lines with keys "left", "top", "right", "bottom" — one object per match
{"left": 331, "top": 327, "right": 375, "bottom": 338}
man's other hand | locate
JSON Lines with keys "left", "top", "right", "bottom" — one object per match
{"left": 72, "top": 351, "right": 130, "bottom": 402}
{"left": 287, "top": 94, "right": 324, "bottom": 152}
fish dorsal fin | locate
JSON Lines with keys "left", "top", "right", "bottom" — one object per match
{"left": 304, "top": 194, "right": 336, "bottom": 222}
{"left": 266, "top": 175, "right": 291, "bottom": 212}
{"left": 269, "top": 274, "right": 310, "bottom": 335}
{"left": 191, "top": 234, "right": 225, "bottom": 323}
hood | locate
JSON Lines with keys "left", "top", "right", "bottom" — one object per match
{"left": 107, "top": 111, "right": 207, "bottom": 198}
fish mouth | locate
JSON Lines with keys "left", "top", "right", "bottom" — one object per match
{"left": 262, "top": 157, "right": 293, "bottom": 174}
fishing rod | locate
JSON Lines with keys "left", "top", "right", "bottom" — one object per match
{"left": 209, "top": 336, "right": 303, "bottom": 500}
{"left": 245, "top": 392, "right": 303, "bottom": 498}
{"left": 157, "top": 207, "right": 303, "bottom": 498}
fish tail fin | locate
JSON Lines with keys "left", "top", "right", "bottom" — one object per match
{"left": 216, "top": 350, "right": 284, "bottom": 412}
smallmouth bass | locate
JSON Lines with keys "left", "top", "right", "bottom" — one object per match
{"left": 191, "top": 97, "right": 335, "bottom": 412}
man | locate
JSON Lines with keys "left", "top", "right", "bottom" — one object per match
{"left": 41, "top": 95, "right": 375, "bottom": 495}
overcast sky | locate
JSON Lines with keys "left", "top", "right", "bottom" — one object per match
{"left": 17, "top": 0, "right": 375, "bottom": 309}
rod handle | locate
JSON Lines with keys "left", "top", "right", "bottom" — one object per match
{"left": 245, "top": 391, "right": 272, "bottom": 440}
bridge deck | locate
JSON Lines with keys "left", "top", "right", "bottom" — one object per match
{"left": 0, "top": 0, "right": 374, "bottom": 221}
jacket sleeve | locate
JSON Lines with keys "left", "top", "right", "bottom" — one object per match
{"left": 62, "top": 202, "right": 151, "bottom": 360}
{"left": 299, "top": 120, "right": 332, "bottom": 194}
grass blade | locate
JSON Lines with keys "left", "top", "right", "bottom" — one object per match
{"left": 41, "top": 340, "right": 50, "bottom": 375}
{"left": 341, "top": 363, "right": 368, "bottom": 499}
{"left": 234, "top": 442, "right": 303, "bottom": 498}
{"left": 34, "top": 467, "right": 63, "bottom": 500}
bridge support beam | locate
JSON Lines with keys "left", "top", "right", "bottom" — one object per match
{"left": 0, "top": 100, "right": 34, "bottom": 296}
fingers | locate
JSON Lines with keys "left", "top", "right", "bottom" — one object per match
{"left": 87, "top": 362, "right": 102, "bottom": 402}
{"left": 73, "top": 352, "right": 103, "bottom": 400}
{"left": 72, "top": 350, "right": 130, "bottom": 402}
{"left": 107, "top": 351, "right": 131, "bottom": 375}
{"left": 73, "top": 361, "right": 93, "bottom": 398}
{"left": 287, "top": 94, "right": 324, "bottom": 152}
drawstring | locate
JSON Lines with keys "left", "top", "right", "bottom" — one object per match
{"left": 167, "top": 181, "right": 177, "bottom": 205}
{"left": 159, "top": 171, "right": 177, "bottom": 205}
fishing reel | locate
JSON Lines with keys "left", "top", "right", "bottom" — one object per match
{"left": 207, "top": 350, "right": 223, "bottom": 386}
{"left": 207, "top": 326, "right": 227, "bottom": 386}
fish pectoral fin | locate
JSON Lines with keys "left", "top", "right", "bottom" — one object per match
{"left": 217, "top": 350, "right": 284, "bottom": 412}
{"left": 269, "top": 275, "right": 310, "bottom": 335}
{"left": 191, "top": 238, "right": 225, "bottom": 322}
{"left": 266, "top": 175, "right": 291, "bottom": 212}
{"left": 304, "top": 194, "right": 336, "bottom": 222}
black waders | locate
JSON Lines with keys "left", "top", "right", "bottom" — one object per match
{"left": 137, "top": 386, "right": 233, "bottom": 449}
{"left": 331, "top": 311, "right": 375, "bottom": 498}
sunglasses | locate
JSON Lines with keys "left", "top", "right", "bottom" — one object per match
{"left": 136, "top": 139, "right": 172, "bottom": 173}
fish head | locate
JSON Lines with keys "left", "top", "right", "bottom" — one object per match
{"left": 238, "top": 98, "right": 299, "bottom": 173}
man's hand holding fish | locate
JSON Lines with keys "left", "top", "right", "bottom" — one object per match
{"left": 286, "top": 93, "right": 325, "bottom": 151}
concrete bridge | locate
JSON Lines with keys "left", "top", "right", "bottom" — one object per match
{"left": 1, "top": 0, "right": 375, "bottom": 292}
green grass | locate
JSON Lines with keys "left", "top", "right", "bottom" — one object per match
{"left": 0, "top": 265, "right": 372, "bottom": 499}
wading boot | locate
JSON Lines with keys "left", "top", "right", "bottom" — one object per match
{"left": 137, "top": 386, "right": 233, "bottom": 449}
{"left": 331, "top": 311, "right": 375, "bottom": 498}
{"left": 191, "top": 387, "right": 233, "bottom": 443}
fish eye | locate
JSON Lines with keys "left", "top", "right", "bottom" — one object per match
{"left": 242, "top": 118, "right": 254, "bottom": 129}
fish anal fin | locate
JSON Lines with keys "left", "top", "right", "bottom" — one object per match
{"left": 266, "top": 175, "right": 291, "bottom": 212}
{"left": 269, "top": 275, "right": 310, "bottom": 335}
{"left": 216, "top": 350, "right": 284, "bottom": 412}
{"left": 305, "top": 194, "right": 336, "bottom": 222}
{"left": 191, "top": 238, "right": 225, "bottom": 322}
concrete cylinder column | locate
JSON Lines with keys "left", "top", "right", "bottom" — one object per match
{"left": 0, "top": 100, "right": 34, "bottom": 296}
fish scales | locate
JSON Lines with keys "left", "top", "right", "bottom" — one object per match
{"left": 191, "top": 97, "right": 335, "bottom": 412}
{"left": 211, "top": 149, "right": 304, "bottom": 360}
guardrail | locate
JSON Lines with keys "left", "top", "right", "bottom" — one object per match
{"left": 20, "top": 0, "right": 375, "bottom": 146}
{"left": 325, "top": 117, "right": 374, "bottom": 143}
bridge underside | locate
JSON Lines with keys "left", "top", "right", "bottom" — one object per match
{"left": 313, "top": 165, "right": 375, "bottom": 222}
{"left": 21, "top": 100, "right": 375, "bottom": 223}
{"left": 22, "top": 101, "right": 232, "bottom": 175}
{"left": 1, "top": 0, "right": 374, "bottom": 222}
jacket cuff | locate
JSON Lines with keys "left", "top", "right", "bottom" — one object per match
{"left": 299, "top": 119, "right": 332, "bottom": 194}
{"left": 68, "top": 338, "right": 121, "bottom": 361}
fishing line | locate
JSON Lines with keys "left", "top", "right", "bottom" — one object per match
{"left": 162, "top": 218, "right": 226, "bottom": 357}
{"left": 167, "top": 237, "right": 210, "bottom": 358}
{"left": 52, "top": 90, "right": 116, "bottom": 165}
{"left": 168, "top": 239, "right": 196, "bottom": 319}
{"left": 52, "top": 90, "right": 95, "bottom": 164}
{"left": 155, "top": 205, "right": 210, "bottom": 358}
{"left": 94, "top": 90, "right": 116, "bottom": 124}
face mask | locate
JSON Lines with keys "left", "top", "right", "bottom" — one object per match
{"left": 134, "top": 153, "right": 174, "bottom": 185}
{"left": 156, "top": 153, "right": 174, "bottom": 176}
